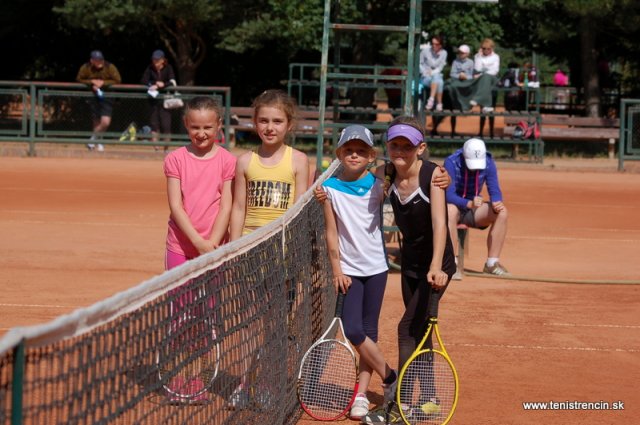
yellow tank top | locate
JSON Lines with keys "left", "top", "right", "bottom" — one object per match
{"left": 243, "top": 146, "right": 296, "bottom": 234}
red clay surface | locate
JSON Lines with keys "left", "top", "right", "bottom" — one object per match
{"left": 1, "top": 154, "right": 639, "bottom": 425}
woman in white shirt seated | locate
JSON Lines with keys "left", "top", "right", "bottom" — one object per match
{"left": 471, "top": 38, "right": 501, "bottom": 113}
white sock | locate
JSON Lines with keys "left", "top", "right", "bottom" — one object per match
{"left": 486, "top": 257, "right": 499, "bottom": 267}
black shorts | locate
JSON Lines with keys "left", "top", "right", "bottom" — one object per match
{"left": 459, "top": 209, "right": 489, "bottom": 230}
{"left": 89, "top": 98, "right": 113, "bottom": 120}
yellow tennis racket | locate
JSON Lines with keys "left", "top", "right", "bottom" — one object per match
{"left": 396, "top": 287, "right": 459, "bottom": 425}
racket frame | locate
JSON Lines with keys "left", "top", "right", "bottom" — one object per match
{"left": 296, "top": 292, "right": 359, "bottom": 421}
{"left": 396, "top": 287, "right": 459, "bottom": 425}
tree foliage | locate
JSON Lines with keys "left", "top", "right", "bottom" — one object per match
{"left": 55, "top": 0, "right": 223, "bottom": 84}
{"left": 2, "top": 0, "right": 639, "bottom": 111}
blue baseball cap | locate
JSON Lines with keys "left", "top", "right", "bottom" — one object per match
{"left": 90, "top": 50, "right": 104, "bottom": 60}
{"left": 151, "top": 50, "right": 165, "bottom": 60}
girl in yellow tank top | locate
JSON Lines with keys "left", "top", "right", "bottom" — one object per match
{"left": 230, "top": 90, "right": 310, "bottom": 239}
{"left": 243, "top": 145, "right": 295, "bottom": 232}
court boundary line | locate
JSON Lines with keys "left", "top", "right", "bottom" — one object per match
{"left": 450, "top": 342, "right": 639, "bottom": 353}
{"left": 465, "top": 320, "right": 640, "bottom": 329}
{"left": 464, "top": 270, "right": 640, "bottom": 285}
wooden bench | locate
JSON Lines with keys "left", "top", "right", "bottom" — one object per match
{"left": 425, "top": 110, "right": 544, "bottom": 162}
{"left": 504, "top": 115, "right": 620, "bottom": 159}
{"left": 227, "top": 106, "right": 335, "bottom": 146}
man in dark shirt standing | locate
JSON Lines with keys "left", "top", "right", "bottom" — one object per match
{"left": 76, "top": 50, "right": 122, "bottom": 151}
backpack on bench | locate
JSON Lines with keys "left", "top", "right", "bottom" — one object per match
{"left": 513, "top": 120, "right": 540, "bottom": 140}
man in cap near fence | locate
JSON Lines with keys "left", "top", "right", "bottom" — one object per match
{"left": 443, "top": 138, "right": 509, "bottom": 279}
{"left": 76, "top": 50, "right": 122, "bottom": 151}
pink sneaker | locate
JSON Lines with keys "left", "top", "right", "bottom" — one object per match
{"left": 167, "top": 376, "right": 188, "bottom": 404}
{"left": 186, "top": 377, "right": 209, "bottom": 404}
{"left": 166, "top": 376, "right": 209, "bottom": 404}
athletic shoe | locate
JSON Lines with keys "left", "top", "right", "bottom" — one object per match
{"left": 381, "top": 369, "right": 398, "bottom": 404}
{"left": 452, "top": 269, "right": 463, "bottom": 281}
{"left": 96, "top": 143, "right": 105, "bottom": 152}
{"left": 167, "top": 376, "right": 188, "bottom": 404}
{"left": 436, "top": 103, "right": 443, "bottom": 112}
{"left": 227, "top": 384, "right": 250, "bottom": 410}
{"left": 87, "top": 135, "right": 97, "bottom": 151}
{"left": 469, "top": 100, "right": 478, "bottom": 107}
{"left": 426, "top": 97, "right": 435, "bottom": 110}
{"left": 482, "top": 106, "right": 494, "bottom": 113}
{"left": 483, "top": 262, "right": 510, "bottom": 276}
{"left": 350, "top": 392, "right": 370, "bottom": 419}
{"left": 408, "top": 397, "right": 441, "bottom": 421}
{"left": 185, "top": 377, "right": 209, "bottom": 404}
{"left": 361, "top": 403, "right": 410, "bottom": 424}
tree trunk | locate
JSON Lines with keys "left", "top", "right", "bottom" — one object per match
{"left": 579, "top": 15, "right": 600, "bottom": 117}
{"left": 169, "top": 20, "right": 206, "bottom": 86}
{"left": 176, "top": 31, "right": 197, "bottom": 86}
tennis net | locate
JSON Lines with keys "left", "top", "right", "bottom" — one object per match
{"left": 0, "top": 162, "right": 339, "bottom": 425}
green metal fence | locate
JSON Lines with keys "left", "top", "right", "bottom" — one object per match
{"left": 618, "top": 98, "right": 640, "bottom": 171}
{"left": 0, "top": 81, "right": 231, "bottom": 155}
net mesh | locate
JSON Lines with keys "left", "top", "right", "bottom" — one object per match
{"left": 0, "top": 164, "right": 338, "bottom": 425}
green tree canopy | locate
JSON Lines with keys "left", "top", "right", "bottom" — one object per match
{"left": 55, "top": 0, "right": 223, "bottom": 85}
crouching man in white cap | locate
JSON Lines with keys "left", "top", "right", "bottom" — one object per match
{"left": 443, "top": 138, "right": 509, "bottom": 279}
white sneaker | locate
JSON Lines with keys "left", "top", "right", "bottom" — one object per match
{"left": 227, "top": 385, "right": 249, "bottom": 410}
{"left": 350, "top": 392, "right": 369, "bottom": 419}
{"left": 469, "top": 100, "right": 478, "bottom": 107}
{"left": 426, "top": 97, "right": 435, "bottom": 110}
{"left": 86, "top": 144, "right": 95, "bottom": 151}
{"left": 482, "top": 106, "right": 494, "bottom": 113}
{"left": 96, "top": 144, "right": 105, "bottom": 152}
{"left": 452, "top": 269, "right": 463, "bottom": 280}
{"left": 436, "top": 103, "right": 443, "bottom": 112}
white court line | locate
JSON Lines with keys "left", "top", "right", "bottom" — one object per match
{"left": 1, "top": 210, "right": 162, "bottom": 218}
{"left": 450, "top": 342, "right": 639, "bottom": 353}
{"left": 1, "top": 220, "right": 158, "bottom": 227}
{"left": 544, "top": 322, "right": 640, "bottom": 329}
{"left": 510, "top": 201, "right": 636, "bottom": 210}
{"left": 469, "top": 320, "right": 640, "bottom": 329}
{"left": 1, "top": 187, "right": 162, "bottom": 195}
{"left": 0, "top": 303, "right": 72, "bottom": 309}
{"left": 508, "top": 235, "right": 639, "bottom": 243}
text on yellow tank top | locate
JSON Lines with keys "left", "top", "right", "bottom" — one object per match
{"left": 243, "top": 145, "right": 296, "bottom": 233}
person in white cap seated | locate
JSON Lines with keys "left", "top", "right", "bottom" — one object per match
{"left": 450, "top": 44, "right": 474, "bottom": 81}
{"left": 443, "top": 138, "right": 509, "bottom": 278}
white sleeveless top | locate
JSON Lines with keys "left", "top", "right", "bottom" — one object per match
{"left": 323, "top": 172, "right": 388, "bottom": 276}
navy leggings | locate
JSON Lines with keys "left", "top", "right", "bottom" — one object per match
{"left": 342, "top": 271, "right": 388, "bottom": 346}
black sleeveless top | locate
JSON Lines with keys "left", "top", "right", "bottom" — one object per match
{"left": 389, "top": 160, "right": 456, "bottom": 278}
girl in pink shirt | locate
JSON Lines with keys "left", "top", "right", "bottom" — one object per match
{"left": 164, "top": 96, "right": 236, "bottom": 268}
{"left": 162, "top": 96, "right": 235, "bottom": 403}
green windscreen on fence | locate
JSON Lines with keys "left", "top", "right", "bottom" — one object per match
{"left": 0, "top": 162, "right": 339, "bottom": 425}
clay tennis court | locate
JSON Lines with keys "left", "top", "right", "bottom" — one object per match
{"left": 1, "top": 152, "right": 638, "bottom": 424}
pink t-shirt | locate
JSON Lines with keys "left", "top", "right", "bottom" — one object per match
{"left": 164, "top": 146, "right": 236, "bottom": 258}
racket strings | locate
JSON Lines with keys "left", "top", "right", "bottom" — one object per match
{"left": 399, "top": 351, "right": 456, "bottom": 424}
{"left": 298, "top": 341, "right": 357, "bottom": 419}
{"left": 158, "top": 315, "right": 220, "bottom": 397}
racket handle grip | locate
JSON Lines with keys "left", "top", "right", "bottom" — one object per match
{"left": 335, "top": 292, "right": 345, "bottom": 317}
{"left": 427, "top": 286, "right": 441, "bottom": 318}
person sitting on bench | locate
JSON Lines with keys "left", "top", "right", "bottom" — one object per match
{"left": 444, "top": 138, "right": 510, "bottom": 279}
